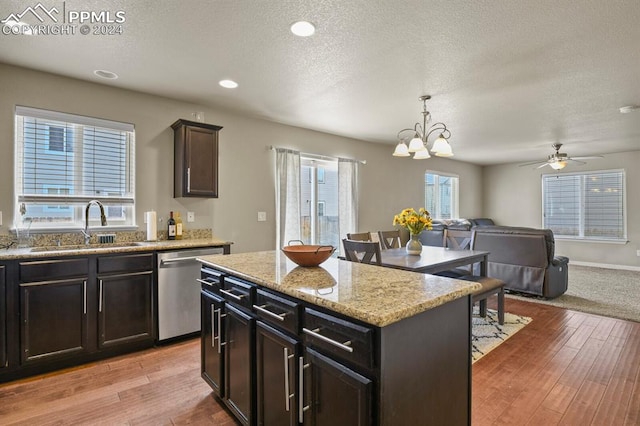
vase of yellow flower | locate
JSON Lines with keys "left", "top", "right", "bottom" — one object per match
{"left": 392, "top": 207, "right": 433, "bottom": 255}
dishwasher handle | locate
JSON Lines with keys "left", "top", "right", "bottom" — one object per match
{"left": 159, "top": 256, "right": 200, "bottom": 266}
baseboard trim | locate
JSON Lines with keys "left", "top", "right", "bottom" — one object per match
{"left": 570, "top": 260, "right": 640, "bottom": 272}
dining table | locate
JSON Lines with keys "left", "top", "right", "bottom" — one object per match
{"left": 379, "top": 245, "right": 489, "bottom": 276}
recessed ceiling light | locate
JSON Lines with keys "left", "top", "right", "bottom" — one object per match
{"left": 290, "top": 21, "right": 315, "bottom": 37}
{"left": 93, "top": 69, "right": 118, "bottom": 79}
{"left": 619, "top": 105, "right": 639, "bottom": 114}
{"left": 219, "top": 79, "right": 238, "bottom": 89}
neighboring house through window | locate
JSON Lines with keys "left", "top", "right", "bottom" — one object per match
{"left": 425, "top": 171, "right": 459, "bottom": 219}
{"left": 14, "top": 106, "right": 136, "bottom": 230}
{"left": 542, "top": 170, "right": 626, "bottom": 241}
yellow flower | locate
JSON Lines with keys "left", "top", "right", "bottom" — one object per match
{"left": 392, "top": 207, "right": 433, "bottom": 235}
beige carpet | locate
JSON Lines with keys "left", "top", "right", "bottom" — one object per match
{"left": 507, "top": 265, "right": 640, "bottom": 323}
{"left": 472, "top": 309, "right": 531, "bottom": 363}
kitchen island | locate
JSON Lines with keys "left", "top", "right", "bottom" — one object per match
{"left": 198, "top": 250, "right": 481, "bottom": 426}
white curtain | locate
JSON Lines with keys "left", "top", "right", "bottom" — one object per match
{"left": 338, "top": 158, "right": 359, "bottom": 254}
{"left": 275, "top": 148, "right": 301, "bottom": 249}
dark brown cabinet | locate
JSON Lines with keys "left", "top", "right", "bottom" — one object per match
{"left": 1, "top": 265, "right": 8, "bottom": 369}
{"left": 200, "top": 264, "right": 473, "bottom": 426}
{"left": 301, "top": 348, "right": 372, "bottom": 426}
{"left": 18, "top": 258, "right": 90, "bottom": 364}
{"left": 256, "top": 322, "right": 299, "bottom": 426}
{"left": 224, "top": 303, "right": 255, "bottom": 426}
{"left": 172, "top": 119, "right": 223, "bottom": 198}
{"left": 7, "top": 253, "right": 155, "bottom": 379}
{"left": 201, "top": 288, "right": 224, "bottom": 396}
{"left": 97, "top": 253, "right": 154, "bottom": 349}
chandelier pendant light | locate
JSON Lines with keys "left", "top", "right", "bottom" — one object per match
{"left": 393, "top": 95, "right": 454, "bottom": 159}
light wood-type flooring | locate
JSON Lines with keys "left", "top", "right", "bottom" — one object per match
{"left": 1, "top": 298, "right": 639, "bottom": 425}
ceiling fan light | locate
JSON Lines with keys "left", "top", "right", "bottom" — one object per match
{"left": 392, "top": 142, "right": 410, "bottom": 157}
{"left": 550, "top": 161, "right": 567, "bottom": 170}
{"left": 413, "top": 147, "right": 431, "bottom": 159}
{"left": 408, "top": 135, "right": 425, "bottom": 152}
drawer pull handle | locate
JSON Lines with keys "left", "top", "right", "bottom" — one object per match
{"left": 217, "top": 309, "right": 227, "bottom": 354}
{"left": 284, "top": 348, "right": 294, "bottom": 412}
{"left": 220, "top": 288, "right": 245, "bottom": 301}
{"left": 253, "top": 304, "right": 286, "bottom": 321}
{"left": 99, "top": 279, "right": 104, "bottom": 312}
{"left": 211, "top": 307, "right": 218, "bottom": 348}
{"left": 302, "top": 327, "right": 354, "bottom": 353}
{"left": 299, "top": 356, "right": 310, "bottom": 423}
{"left": 196, "top": 278, "right": 216, "bottom": 286}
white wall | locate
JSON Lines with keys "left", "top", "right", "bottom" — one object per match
{"left": 0, "top": 63, "right": 484, "bottom": 253}
{"left": 484, "top": 151, "right": 640, "bottom": 267}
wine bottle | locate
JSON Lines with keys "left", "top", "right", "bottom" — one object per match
{"left": 175, "top": 212, "right": 183, "bottom": 240}
{"left": 167, "top": 211, "right": 176, "bottom": 240}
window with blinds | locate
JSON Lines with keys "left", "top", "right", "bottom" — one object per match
{"left": 542, "top": 170, "right": 626, "bottom": 241}
{"left": 14, "top": 106, "right": 135, "bottom": 230}
{"left": 424, "top": 171, "right": 459, "bottom": 220}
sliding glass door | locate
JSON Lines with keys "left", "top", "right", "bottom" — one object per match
{"left": 300, "top": 157, "right": 338, "bottom": 247}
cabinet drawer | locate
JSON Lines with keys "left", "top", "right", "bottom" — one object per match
{"left": 253, "top": 289, "right": 299, "bottom": 335}
{"left": 98, "top": 253, "right": 154, "bottom": 274}
{"left": 19, "top": 258, "right": 89, "bottom": 282}
{"left": 199, "top": 267, "right": 224, "bottom": 294}
{"left": 221, "top": 276, "right": 254, "bottom": 311}
{"left": 303, "top": 308, "right": 374, "bottom": 370}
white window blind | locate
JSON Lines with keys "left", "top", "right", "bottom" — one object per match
{"left": 542, "top": 170, "right": 626, "bottom": 241}
{"left": 14, "top": 106, "right": 136, "bottom": 229}
{"left": 425, "top": 171, "right": 459, "bottom": 219}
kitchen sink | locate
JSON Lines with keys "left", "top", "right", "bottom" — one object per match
{"left": 30, "top": 242, "right": 144, "bottom": 252}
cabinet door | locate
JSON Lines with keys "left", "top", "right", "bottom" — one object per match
{"left": 98, "top": 271, "right": 153, "bottom": 348}
{"left": 20, "top": 278, "right": 89, "bottom": 364}
{"left": 224, "top": 303, "right": 255, "bottom": 426}
{"left": 201, "top": 289, "right": 224, "bottom": 396}
{"left": 301, "top": 347, "right": 373, "bottom": 426}
{"left": 185, "top": 125, "right": 218, "bottom": 197}
{"left": 172, "top": 120, "right": 222, "bottom": 198}
{"left": 0, "top": 265, "right": 6, "bottom": 369}
{"left": 256, "top": 321, "right": 299, "bottom": 426}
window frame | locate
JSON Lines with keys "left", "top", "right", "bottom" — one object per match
{"left": 541, "top": 169, "right": 627, "bottom": 242}
{"left": 424, "top": 170, "right": 459, "bottom": 220}
{"left": 14, "top": 106, "right": 136, "bottom": 232}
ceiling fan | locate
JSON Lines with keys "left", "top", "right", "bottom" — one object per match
{"left": 519, "top": 143, "right": 603, "bottom": 170}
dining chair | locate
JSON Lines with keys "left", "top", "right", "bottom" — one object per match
{"left": 378, "top": 230, "right": 401, "bottom": 250}
{"left": 438, "top": 229, "right": 474, "bottom": 277}
{"left": 342, "top": 239, "right": 382, "bottom": 265}
{"left": 443, "top": 229, "right": 472, "bottom": 250}
{"left": 346, "top": 232, "right": 372, "bottom": 242}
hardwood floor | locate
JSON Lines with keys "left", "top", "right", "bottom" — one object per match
{"left": 1, "top": 298, "right": 638, "bottom": 425}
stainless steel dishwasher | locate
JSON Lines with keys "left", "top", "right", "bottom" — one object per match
{"left": 157, "top": 247, "right": 225, "bottom": 342}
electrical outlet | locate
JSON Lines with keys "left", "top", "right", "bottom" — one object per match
{"left": 257, "top": 211, "right": 267, "bottom": 222}
{"left": 187, "top": 212, "right": 195, "bottom": 222}
{"left": 637, "top": 250, "right": 640, "bottom": 257}
{"left": 0, "top": 211, "right": 2, "bottom": 226}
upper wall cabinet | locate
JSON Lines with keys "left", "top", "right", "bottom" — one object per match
{"left": 172, "top": 119, "right": 223, "bottom": 198}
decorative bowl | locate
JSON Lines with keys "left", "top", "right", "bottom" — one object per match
{"left": 281, "top": 240, "right": 335, "bottom": 267}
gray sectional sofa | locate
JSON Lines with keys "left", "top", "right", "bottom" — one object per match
{"left": 420, "top": 218, "right": 569, "bottom": 299}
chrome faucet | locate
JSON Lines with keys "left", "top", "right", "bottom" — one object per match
{"left": 80, "top": 200, "right": 108, "bottom": 244}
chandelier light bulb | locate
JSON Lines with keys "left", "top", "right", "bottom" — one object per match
{"left": 550, "top": 161, "right": 567, "bottom": 170}
{"left": 392, "top": 142, "right": 410, "bottom": 157}
{"left": 413, "top": 147, "right": 431, "bottom": 159}
{"left": 408, "top": 136, "right": 425, "bottom": 153}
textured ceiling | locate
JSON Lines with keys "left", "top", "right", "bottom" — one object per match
{"left": 1, "top": 0, "right": 639, "bottom": 165}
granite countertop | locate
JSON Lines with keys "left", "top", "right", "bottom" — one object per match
{"left": 198, "top": 250, "right": 481, "bottom": 327}
{"left": 0, "top": 238, "right": 232, "bottom": 260}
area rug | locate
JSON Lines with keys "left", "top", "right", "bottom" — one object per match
{"left": 472, "top": 309, "right": 532, "bottom": 363}
{"left": 506, "top": 265, "right": 640, "bottom": 323}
